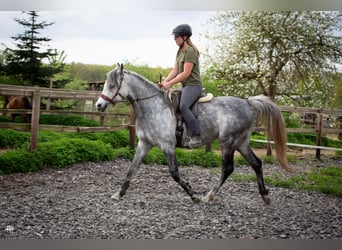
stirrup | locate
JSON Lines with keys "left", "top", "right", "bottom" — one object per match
{"left": 189, "top": 135, "right": 202, "bottom": 149}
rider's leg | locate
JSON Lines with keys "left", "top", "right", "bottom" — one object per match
{"left": 179, "top": 85, "right": 202, "bottom": 147}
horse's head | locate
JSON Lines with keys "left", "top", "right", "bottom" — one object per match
{"left": 96, "top": 63, "right": 125, "bottom": 112}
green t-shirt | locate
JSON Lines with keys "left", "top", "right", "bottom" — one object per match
{"left": 176, "top": 46, "right": 203, "bottom": 87}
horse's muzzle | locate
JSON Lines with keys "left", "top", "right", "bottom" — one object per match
{"left": 96, "top": 102, "right": 108, "bottom": 112}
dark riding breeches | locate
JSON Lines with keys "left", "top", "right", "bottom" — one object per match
{"left": 179, "top": 85, "right": 202, "bottom": 136}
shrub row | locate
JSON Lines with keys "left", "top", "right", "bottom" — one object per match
{"left": 39, "top": 114, "right": 99, "bottom": 127}
{"left": 0, "top": 114, "right": 100, "bottom": 126}
{"left": 0, "top": 138, "right": 114, "bottom": 174}
{"left": 0, "top": 129, "right": 130, "bottom": 149}
{"left": 1, "top": 128, "right": 341, "bottom": 175}
{"left": 112, "top": 146, "right": 278, "bottom": 168}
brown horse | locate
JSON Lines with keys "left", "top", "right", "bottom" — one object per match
{"left": 6, "top": 95, "right": 32, "bottom": 123}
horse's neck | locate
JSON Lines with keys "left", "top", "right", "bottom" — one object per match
{"left": 124, "top": 73, "right": 170, "bottom": 118}
{"left": 125, "top": 73, "right": 160, "bottom": 99}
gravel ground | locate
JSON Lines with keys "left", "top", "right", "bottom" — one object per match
{"left": 0, "top": 157, "right": 341, "bottom": 239}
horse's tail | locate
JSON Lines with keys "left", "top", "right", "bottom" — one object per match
{"left": 22, "top": 96, "right": 32, "bottom": 109}
{"left": 248, "top": 95, "right": 296, "bottom": 173}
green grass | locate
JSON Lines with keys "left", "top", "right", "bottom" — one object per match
{"left": 265, "top": 167, "right": 342, "bottom": 197}
{"left": 211, "top": 166, "right": 342, "bottom": 197}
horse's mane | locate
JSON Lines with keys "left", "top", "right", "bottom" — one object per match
{"left": 124, "top": 70, "right": 164, "bottom": 95}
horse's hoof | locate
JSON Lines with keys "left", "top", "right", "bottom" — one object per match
{"left": 202, "top": 191, "right": 214, "bottom": 203}
{"left": 191, "top": 196, "right": 201, "bottom": 203}
{"left": 111, "top": 191, "right": 121, "bottom": 201}
{"left": 262, "top": 195, "right": 271, "bottom": 205}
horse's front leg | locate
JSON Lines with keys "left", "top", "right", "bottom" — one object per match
{"left": 162, "top": 148, "right": 200, "bottom": 203}
{"left": 111, "top": 141, "right": 152, "bottom": 201}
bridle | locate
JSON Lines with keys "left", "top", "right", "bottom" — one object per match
{"left": 100, "top": 65, "right": 125, "bottom": 106}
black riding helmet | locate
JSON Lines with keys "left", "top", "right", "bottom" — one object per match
{"left": 172, "top": 24, "right": 192, "bottom": 37}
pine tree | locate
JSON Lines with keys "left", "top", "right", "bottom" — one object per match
{"left": 5, "top": 11, "right": 59, "bottom": 87}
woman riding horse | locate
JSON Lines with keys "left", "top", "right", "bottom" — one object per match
{"left": 159, "top": 24, "right": 203, "bottom": 148}
{"left": 96, "top": 64, "right": 295, "bottom": 205}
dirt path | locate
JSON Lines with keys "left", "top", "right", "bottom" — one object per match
{"left": 0, "top": 158, "right": 341, "bottom": 239}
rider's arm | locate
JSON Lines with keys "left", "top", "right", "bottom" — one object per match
{"left": 161, "top": 62, "right": 193, "bottom": 89}
{"left": 164, "top": 63, "right": 178, "bottom": 82}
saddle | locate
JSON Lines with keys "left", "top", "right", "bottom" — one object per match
{"left": 165, "top": 89, "right": 213, "bottom": 147}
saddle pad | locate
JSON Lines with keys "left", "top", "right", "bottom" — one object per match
{"left": 198, "top": 93, "right": 213, "bottom": 103}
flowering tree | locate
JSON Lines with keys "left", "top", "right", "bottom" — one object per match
{"left": 204, "top": 11, "right": 342, "bottom": 108}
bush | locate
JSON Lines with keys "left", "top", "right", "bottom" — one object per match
{"left": 113, "top": 147, "right": 222, "bottom": 168}
{"left": 0, "top": 138, "right": 114, "bottom": 174}
{"left": 250, "top": 133, "right": 267, "bottom": 148}
{"left": 39, "top": 114, "right": 99, "bottom": 127}
{"left": 36, "top": 138, "right": 114, "bottom": 168}
{"left": 0, "top": 129, "right": 130, "bottom": 150}
{"left": 0, "top": 129, "right": 30, "bottom": 148}
{"left": 282, "top": 112, "right": 302, "bottom": 128}
{"left": 0, "top": 115, "right": 11, "bottom": 122}
{"left": 0, "top": 149, "right": 44, "bottom": 174}
{"left": 62, "top": 130, "right": 130, "bottom": 149}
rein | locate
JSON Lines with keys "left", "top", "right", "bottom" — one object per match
{"left": 129, "top": 93, "right": 161, "bottom": 103}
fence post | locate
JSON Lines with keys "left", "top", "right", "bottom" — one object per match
{"left": 100, "top": 115, "right": 105, "bottom": 126}
{"left": 46, "top": 79, "right": 53, "bottom": 110}
{"left": 315, "top": 113, "right": 323, "bottom": 160}
{"left": 29, "top": 89, "right": 40, "bottom": 151}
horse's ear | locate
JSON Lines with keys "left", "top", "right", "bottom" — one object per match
{"left": 117, "top": 62, "right": 120, "bottom": 68}
{"left": 120, "top": 63, "right": 124, "bottom": 79}
{"left": 120, "top": 63, "right": 124, "bottom": 74}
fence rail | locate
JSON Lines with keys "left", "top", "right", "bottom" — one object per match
{"left": 0, "top": 84, "right": 136, "bottom": 150}
{"left": 0, "top": 84, "right": 100, "bottom": 100}
{"left": 1, "top": 84, "right": 341, "bottom": 158}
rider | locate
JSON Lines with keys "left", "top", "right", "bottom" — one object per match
{"left": 160, "top": 24, "right": 203, "bottom": 148}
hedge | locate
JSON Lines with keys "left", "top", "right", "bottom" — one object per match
{"left": 0, "top": 129, "right": 30, "bottom": 148}
{"left": 0, "top": 129, "right": 130, "bottom": 149}
{"left": 0, "top": 138, "right": 114, "bottom": 174}
{"left": 39, "top": 114, "right": 99, "bottom": 127}
{"left": 113, "top": 147, "right": 222, "bottom": 168}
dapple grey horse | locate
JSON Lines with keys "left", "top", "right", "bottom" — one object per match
{"left": 96, "top": 64, "right": 295, "bottom": 204}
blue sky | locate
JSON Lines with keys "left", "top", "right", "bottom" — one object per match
{"left": 0, "top": 11, "right": 215, "bottom": 68}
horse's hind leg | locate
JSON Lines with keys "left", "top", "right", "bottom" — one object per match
{"left": 11, "top": 114, "right": 16, "bottom": 122}
{"left": 202, "top": 148, "right": 234, "bottom": 203}
{"left": 162, "top": 148, "right": 200, "bottom": 203}
{"left": 239, "top": 145, "right": 270, "bottom": 205}
{"left": 111, "top": 140, "right": 152, "bottom": 201}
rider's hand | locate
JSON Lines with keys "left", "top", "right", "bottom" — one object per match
{"left": 159, "top": 81, "right": 172, "bottom": 90}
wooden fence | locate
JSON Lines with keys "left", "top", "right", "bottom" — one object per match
{"left": 1, "top": 84, "right": 341, "bottom": 158}
{"left": 0, "top": 84, "right": 136, "bottom": 150}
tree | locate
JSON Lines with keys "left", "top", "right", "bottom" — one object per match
{"left": 4, "top": 11, "right": 63, "bottom": 87}
{"left": 204, "top": 11, "right": 342, "bottom": 107}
